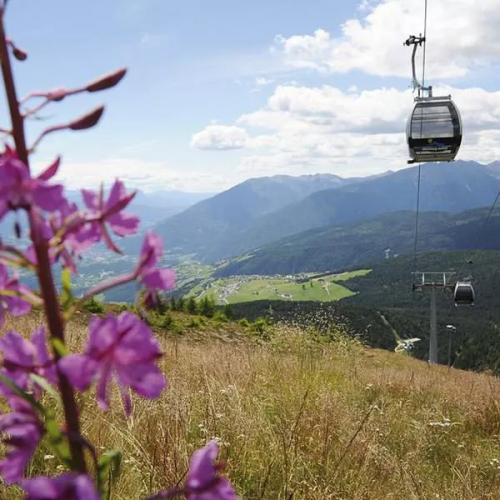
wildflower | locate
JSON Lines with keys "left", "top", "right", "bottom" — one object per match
{"left": 0, "top": 263, "right": 31, "bottom": 329}
{"left": 59, "top": 311, "right": 166, "bottom": 415}
{"left": 0, "top": 154, "right": 65, "bottom": 221}
{"left": 148, "top": 441, "right": 237, "bottom": 500}
{"left": 81, "top": 179, "right": 139, "bottom": 252}
{"left": 184, "top": 440, "right": 236, "bottom": 500}
{"left": 23, "top": 203, "right": 91, "bottom": 273}
{"left": 52, "top": 200, "right": 100, "bottom": 256}
{"left": 21, "top": 473, "right": 99, "bottom": 500}
{"left": 0, "top": 327, "right": 57, "bottom": 396}
{"left": 0, "top": 396, "right": 44, "bottom": 484}
{"left": 134, "top": 230, "right": 176, "bottom": 291}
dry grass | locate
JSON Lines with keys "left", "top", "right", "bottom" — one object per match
{"left": 2, "top": 312, "right": 500, "bottom": 499}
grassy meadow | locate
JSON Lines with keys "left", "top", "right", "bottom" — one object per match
{"left": 2, "top": 310, "right": 500, "bottom": 499}
{"left": 188, "top": 269, "right": 372, "bottom": 305}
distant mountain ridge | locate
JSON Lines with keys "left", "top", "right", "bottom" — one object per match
{"left": 149, "top": 160, "right": 500, "bottom": 263}
{"left": 0, "top": 188, "right": 214, "bottom": 243}
{"left": 147, "top": 173, "right": 351, "bottom": 257}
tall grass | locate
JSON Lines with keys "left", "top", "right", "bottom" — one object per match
{"left": 2, "top": 313, "right": 500, "bottom": 499}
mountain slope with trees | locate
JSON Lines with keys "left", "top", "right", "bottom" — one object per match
{"left": 230, "top": 249, "right": 500, "bottom": 374}
{"left": 215, "top": 206, "right": 500, "bottom": 277}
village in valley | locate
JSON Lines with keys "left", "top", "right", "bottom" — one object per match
{"left": 186, "top": 269, "right": 371, "bottom": 305}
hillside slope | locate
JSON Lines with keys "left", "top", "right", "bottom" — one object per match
{"left": 3, "top": 308, "right": 500, "bottom": 499}
{"left": 216, "top": 206, "right": 500, "bottom": 276}
{"left": 229, "top": 249, "right": 500, "bottom": 374}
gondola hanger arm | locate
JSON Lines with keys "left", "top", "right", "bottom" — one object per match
{"left": 404, "top": 35, "right": 432, "bottom": 97}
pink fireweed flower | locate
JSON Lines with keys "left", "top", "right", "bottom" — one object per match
{"left": 24, "top": 215, "right": 72, "bottom": 270}
{"left": 135, "top": 230, "right": 176, "bottom": 291}
{"left": 23, "top": 200, "right": 98, "bottom": 274}
{"left": 0, "top": 264, "right": 31, "bottom": 329}
{"left": 21, "top": 473, "right": 99, "bottom": 500}
{"left": 81, "top": 180, "right": 139, "bottom": 252}
{"left": 149, "top": 441, "right": 237, "bottom": 499}
{"left": 0, "top": 396, "right": 44, "bottom": 485}
{"left": 43, "top": 200, "right": 100, "bottom": 273}
{"left": 0, "top": 327, "right": 57, "bottom": 397}
{"left": 59, "top": 311, "right": 166, "bottom": 416}
{"left": 0, "top": 154, "right": 65, "bottom": 221}
{"left": 184, "top": 440, "right": 237, "bottom": 500}
{"left": 51, "top": 200, "right": 99, "bottom": 255}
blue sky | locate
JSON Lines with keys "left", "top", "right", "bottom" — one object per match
{"left": 3, "top": 0, "right": 500, "bottom": 193}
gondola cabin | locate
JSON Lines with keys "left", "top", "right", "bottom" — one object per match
{"left": 453, "top": 281, "right": 475, "bottom": 307}
{"left": 406, "top": 96, "right": 462, "bottom": 164}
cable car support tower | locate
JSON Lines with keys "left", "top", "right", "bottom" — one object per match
{"left": 412, "top": 272, "right": 455, "bottom": 364}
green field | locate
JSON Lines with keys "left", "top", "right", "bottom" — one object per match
{"left": 188, "top": 269, "right": 372, "bottom": 304}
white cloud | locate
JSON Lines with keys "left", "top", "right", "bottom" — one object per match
{"left": 255, "top": 77, "right": 275, "bottom": 87}
{"left": 274, "top": 0, "right": 500, "bottom": 79}
{"left": 231, "top": 82, "right": 500, "bottom": 177}
{"left": 250, "top": 77, "right": 276, "bottom": 93}
{"left": 241, "top": 84, "right": 500, "bottom": 134}
{"left": 30, "top": 158, "right": 228, "bottom": 193}
{"left": 250, "top": 77, "right": 276, "bottom": 94}
{"left": 190, "top": 125, "right": 249, "bottom": 150}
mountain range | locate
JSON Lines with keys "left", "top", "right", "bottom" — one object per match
{"left": 0, "top": 188, "right": 214, "bottom": 242}
{"left": 147, "top": 160, "right": 500, "bottom": 264}
{"left": 139, "top": 173, "right": 353, "bottom": 257}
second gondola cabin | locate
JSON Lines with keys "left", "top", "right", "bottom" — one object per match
{"left": 453, "top": 281, "right": 475, "bottom": 307}
{"left": 406, "top": 96, "right": 463, "bottom": 164}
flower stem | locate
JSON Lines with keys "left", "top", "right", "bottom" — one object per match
{"left": 0, "top": 8, "right": 87, "bottom": 474}
{"left": 70, "top": 271, "right": 136, "bottom": 315}
{"left": 0, "top": 9, "right": 27, "bottom": 162}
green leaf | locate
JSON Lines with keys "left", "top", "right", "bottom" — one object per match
{"left": 29, "top": 374, "right": 62, "bottom": 406}
{"left": 98, "top": 449, "right": 122, "bottom": 500}
{"left": 44, "top": 406, "right": 73, "bottom": 468}
{"left": 60, "top": 268, "right": 73, "bottom": 312}
{"left": 50, "top": 337, "right": 70, "bottom": 358}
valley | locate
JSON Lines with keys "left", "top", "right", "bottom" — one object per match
{"left": 186, "top": 269, "right": 371, "bottom": 304}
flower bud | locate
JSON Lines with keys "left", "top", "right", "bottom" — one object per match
{"left": 47, "top": 87, "right": 67, "bottom": 102}
{"left": 68, "top": 106, "right": 105, "bottom": 131}
{"left": 12, "top": 47, "right": 27, "bottom": 61}
{"left": 86, "top": 68, "right": 127, "bottom": 93}
{"left": 6, "top": 37, "right": 28, "bottom": 61}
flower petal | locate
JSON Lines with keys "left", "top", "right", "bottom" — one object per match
{"left": 0, "top": 330, "right": 35, "bottom": 368}
{"left": 107, "top": 211, "right": 139, "bottom": 236}
{"left": 3, "top": 294, "right": 31, "bottom": 317}
{"left": 33, "top": 184, "right": 65, "bottom": 213}
{"left": 116, "top": 362, "right": 166, "bottom": 399}
{"left": 186, "top": 441, "right": 219, "bottom": 490}
{"left": 141, "top": 268, "right": 176, "bottom": 291}
{"left": 81, "top": 189, "right": 99, "bottom": 210}
{"left": 58, "top": 355, "right": 97, "bottom": 391}
{"left": 21, "top": 473, "right": 100, "bottom": 500}
{"left": 96, "top": 363, "right": 112, "bottom": 410}
{"left": 37, "top": 157, "right": 60, "bottom": 181}
{"left": 104, "top": 179, "right": 126, "bottom": 211}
